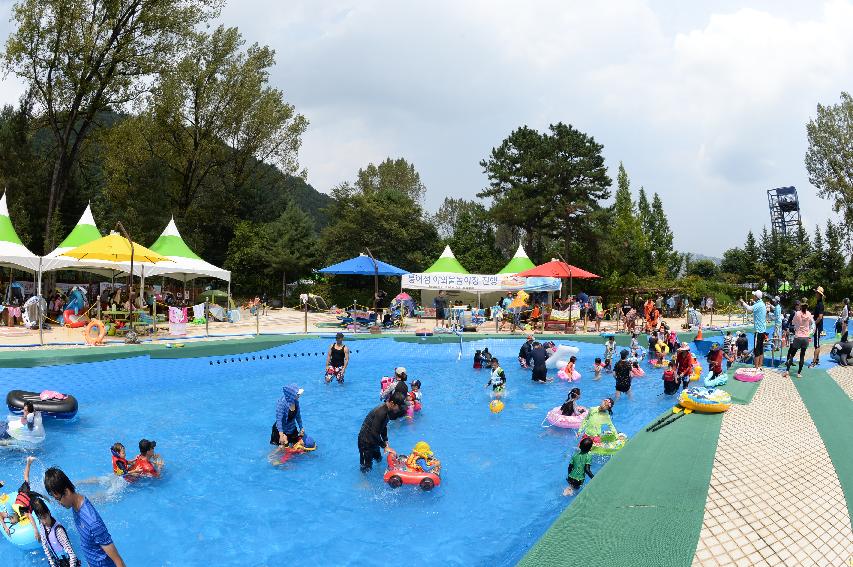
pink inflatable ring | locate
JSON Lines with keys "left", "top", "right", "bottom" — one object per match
{"left": 544, "top": 406, "right": 588, "bottom": 429}
{"left": 734, "top": 368, "right": 764, "bottom": 382}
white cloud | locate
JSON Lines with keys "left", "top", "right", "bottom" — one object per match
{"left": 0, "top": 0, "right": 848, "bottom": 254}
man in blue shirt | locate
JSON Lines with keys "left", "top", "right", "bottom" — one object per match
{"left": 44, "top": 467, "right": 125, "bottom": 567}
{"left": 740, "top": 290, "right": 767, "bottom": 369}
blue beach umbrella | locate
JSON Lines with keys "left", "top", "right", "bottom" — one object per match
{"left": 317, "top": 253, "right": 408, "bottom": 309}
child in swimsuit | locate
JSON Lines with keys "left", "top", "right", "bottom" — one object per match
{"left": 405, "top": 441, "right": 441, "bottom": 474}
{"left": 593, "top": 358, "right": 603, "bottom": 381}
{"left": 630, "top": 362, "right": 645, "bottom": 377}
{"left": 473, "top": 350, "right": 483, "bottom": 369}
{"left": 560, "top": 387, "right": 584, "bottom": 416}
{"left": 603, "top": 337, "right": 616, "bottom": 372}
{"left": 563, "top": 436, "right": 595, "bottom": 496}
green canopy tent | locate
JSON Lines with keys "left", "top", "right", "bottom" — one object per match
{"left": 497, "top": 244, "right": 536, "bottom": 274}
{"left": 424, "top": 246, "right": 469, "bottom": 274}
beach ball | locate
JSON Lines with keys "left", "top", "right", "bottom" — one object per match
{"left": 489, "top": 399, "right": 505, "bottom": 413}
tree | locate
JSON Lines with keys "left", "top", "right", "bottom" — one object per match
{"left": 807, "top": 226, "right": 826, "bottom": 289}
{"left": 805, "top": 92, "right": 853, "bottom": 233}
{"left": 353, "top": 158, "right": 426, "bottom": 203}
{"left": 743, "top": 231, "right": 759, "bottom": 280}
{"left": 686, "top": 259, "right": 719, "bottom": 279}
{"left": 637, "top": 186, "right": 652, "bottom": 233}
{"left": 105, "top": 25, "right": 306, "bottom": 219}
{"left": 2, "top": 0, "right": 220, "bottom": 251}
{"left": 436, "top": 199, "right": 504, "bottom": 273}
{"left": 541, "top": 122, "right": 612, "bottom": 263}
{"left": 224, "top": 201, "right": 316, "bottom": 297}
{"left": 608, "top": 162, "right": 649, "bottom": 275}
{"left": 824, "top": 220, "right": 846, "bottom": 294}
{"left": 320, "top": 158, "right": 440, "bottom": 271}
{"left": 720, "top": 247, "right": 750, "bottom": 279}
{"left": 648, "top": 193, "right": 680, "bottom": 276}
{"left": 479, "top": 123, "right": 611, "bottom": 263}
{"left": 478, "top": 126, "right": 550, "bottom": 260}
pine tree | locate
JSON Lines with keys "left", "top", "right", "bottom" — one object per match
{"left": 808, "top": 226, "right": 826, "bottom": 290}
{"left": 649, "top": 192, "right": 679, "bottom": 276}
{"left": 637, "top": 186, "right": 652, "bottom": 233}
{"left": 609, "top": 163, "right": 648, "bottom": 275}
{"left": 744, "top": 231, "right": 759, "bottom": 280}
{"left": 824, "top": 220, "right": 845, "bottom": 293}
{"left": 790, "top": 221, "right": 811, "bottom": 284}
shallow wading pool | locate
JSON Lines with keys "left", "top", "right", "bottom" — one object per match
{"left": 0, "top": 338, "right": 679, "bottom": 566}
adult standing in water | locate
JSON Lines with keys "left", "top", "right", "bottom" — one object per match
{"left": 433, "top": 291, "right": 447, "bottom": 326}
{"left": 357, "top": 393, "right": 405, "bottom": 472}
{"left": 530, "top": 342, "right": 548, "bottom": 382}
{"left": 325, "top": 332, "right": 350, "bottom": 383}
{"left": 810, "top": 286, "right": 825, "bottom": 368}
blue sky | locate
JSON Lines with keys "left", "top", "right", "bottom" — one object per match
{"left": 1, "top": 1, "right": 849, "bottom": 255}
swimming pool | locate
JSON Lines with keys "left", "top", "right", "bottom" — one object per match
{"left": 0, "top": 337, "right": 681, "bottom": 566}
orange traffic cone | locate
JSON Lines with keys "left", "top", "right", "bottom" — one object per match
{"left": 696, "top": 325, "right": 703, "bottom": 341}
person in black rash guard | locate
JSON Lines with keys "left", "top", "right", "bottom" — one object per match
{"left": 810, "top": 287, "right": 825, "bottom": 368}
{"left": 325, "top": 332, "right": 350, "bottom": 383}
{"left": 530, "top": 342, "right": 548, "bottom": 382}
{"left": 357, "top": 393, "right": 405, "bottom": 472}
{"left": 613, "top": 350, "right": 633, "bottom": 401}
{"left": 518, "top": 335, "right": 535, "bottom": 368}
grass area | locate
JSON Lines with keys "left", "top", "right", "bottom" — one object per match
{"left": 519, "top": 408, "right": 724, "bottom": 567}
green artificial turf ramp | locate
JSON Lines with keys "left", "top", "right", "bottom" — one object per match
{"left": 520, "top": 409, "right": 724, "bottom": 567}
{"left": 791, "top": 367, "right": 853, "bottom": 515}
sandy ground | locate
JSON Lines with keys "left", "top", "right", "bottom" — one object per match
{"left": 0, "top": 308, "right": 745, "bottom": 351}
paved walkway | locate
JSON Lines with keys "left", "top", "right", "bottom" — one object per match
{"left": 829, "top": 365, "right": 853, "bottom": 400}
{"left": 692, "top": 370, "right": 853, "bottom": 566}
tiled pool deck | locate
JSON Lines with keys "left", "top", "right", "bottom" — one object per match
{"left": 692, "top": 367, "right": 853, "bottom": 566}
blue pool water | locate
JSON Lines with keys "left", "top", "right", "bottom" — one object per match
{"left": 1, "top": 338, "right": 683, "bottom": 566}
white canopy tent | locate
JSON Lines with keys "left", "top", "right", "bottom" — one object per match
{"left": 0, "top": 192, "right": 41, "bottom": 273}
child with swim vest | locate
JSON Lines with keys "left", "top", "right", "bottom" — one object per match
{"left": 485, "top": 358, "right": 506, "bottom": 396}
{"left": 131, "top": 439, "right": 163, "bottom": 479}
{"left": 0, "top": 456, "right": 40, "bottom": 541}
{"left": 706, "top": 343, "right": 724, "bottom": 378}
{"left": 31, "top": 496, "right": 81, "bottom": 567}
{"left": 662, "top": 360, "right": 679, "bottom": 395}
{"left": 110, "top": 442, "right": 135, "bottom": 479}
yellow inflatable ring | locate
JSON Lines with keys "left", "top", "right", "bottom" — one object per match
{"left": 654, "top": 342, "right": 670, "bottom": 355}
{"left": 679, "top": 388, "right": 731, "bottom": 413}
{"left": 83, "top": 319, "right": 107, "bottom": 345}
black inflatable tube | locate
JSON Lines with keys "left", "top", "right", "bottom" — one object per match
{"left": 7, "top": 390, "right": 78, "bottom": 419}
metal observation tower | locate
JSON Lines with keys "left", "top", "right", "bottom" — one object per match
{"left": 766, "top": 186, "right": 801, "bottom": 236}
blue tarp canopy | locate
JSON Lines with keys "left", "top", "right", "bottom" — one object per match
{"left": 317, "top": 254, "right": 407, "bottom": 276}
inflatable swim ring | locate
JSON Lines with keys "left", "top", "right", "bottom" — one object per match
{"left": 630, "top": 366, "right": 646, "bottom": 378}
{"left": 734, "top": 368, "right": 764, "bottom": 382}
{"left": 4, "top": 413, "right": 45, "bottom": 445}
{"left": 650, "top": 357, "right": 670, "bottom": 368}
{"left": 546, "top": 345, "right": 580, "bottom": 370}
{"left": 62, "top": 309, "right": 87, "bottom": 329}
{"left": 6, "top": 390, "right": 78, "bottom": 420}
{"left": 0, "top": 492, "right": 44, "bottom": 550}
{"left": 589, "top": 431, "right": 627, "bottom": 455}
{"left": 703, "top": 371, "right": 728, "bottom": 388}
{"left": 557, "top": 368, "right": 581, "bottom": 381}
{"left": 21, "top": 296, "right": 44, "bottom": 330}
{"left": 383, "top": 451, "right": 441, "bottom": 491}
{"left": 654, "top": 342, "right": 670, "bottom": 356}
{"left": 543, "top": 406, "right": 588, "bottom": 429}
{"left": 83, "top": 319, "right": 107, "bottom": 345}
{"left": 679, "top": 387, "right": 732, "bottom": 413}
